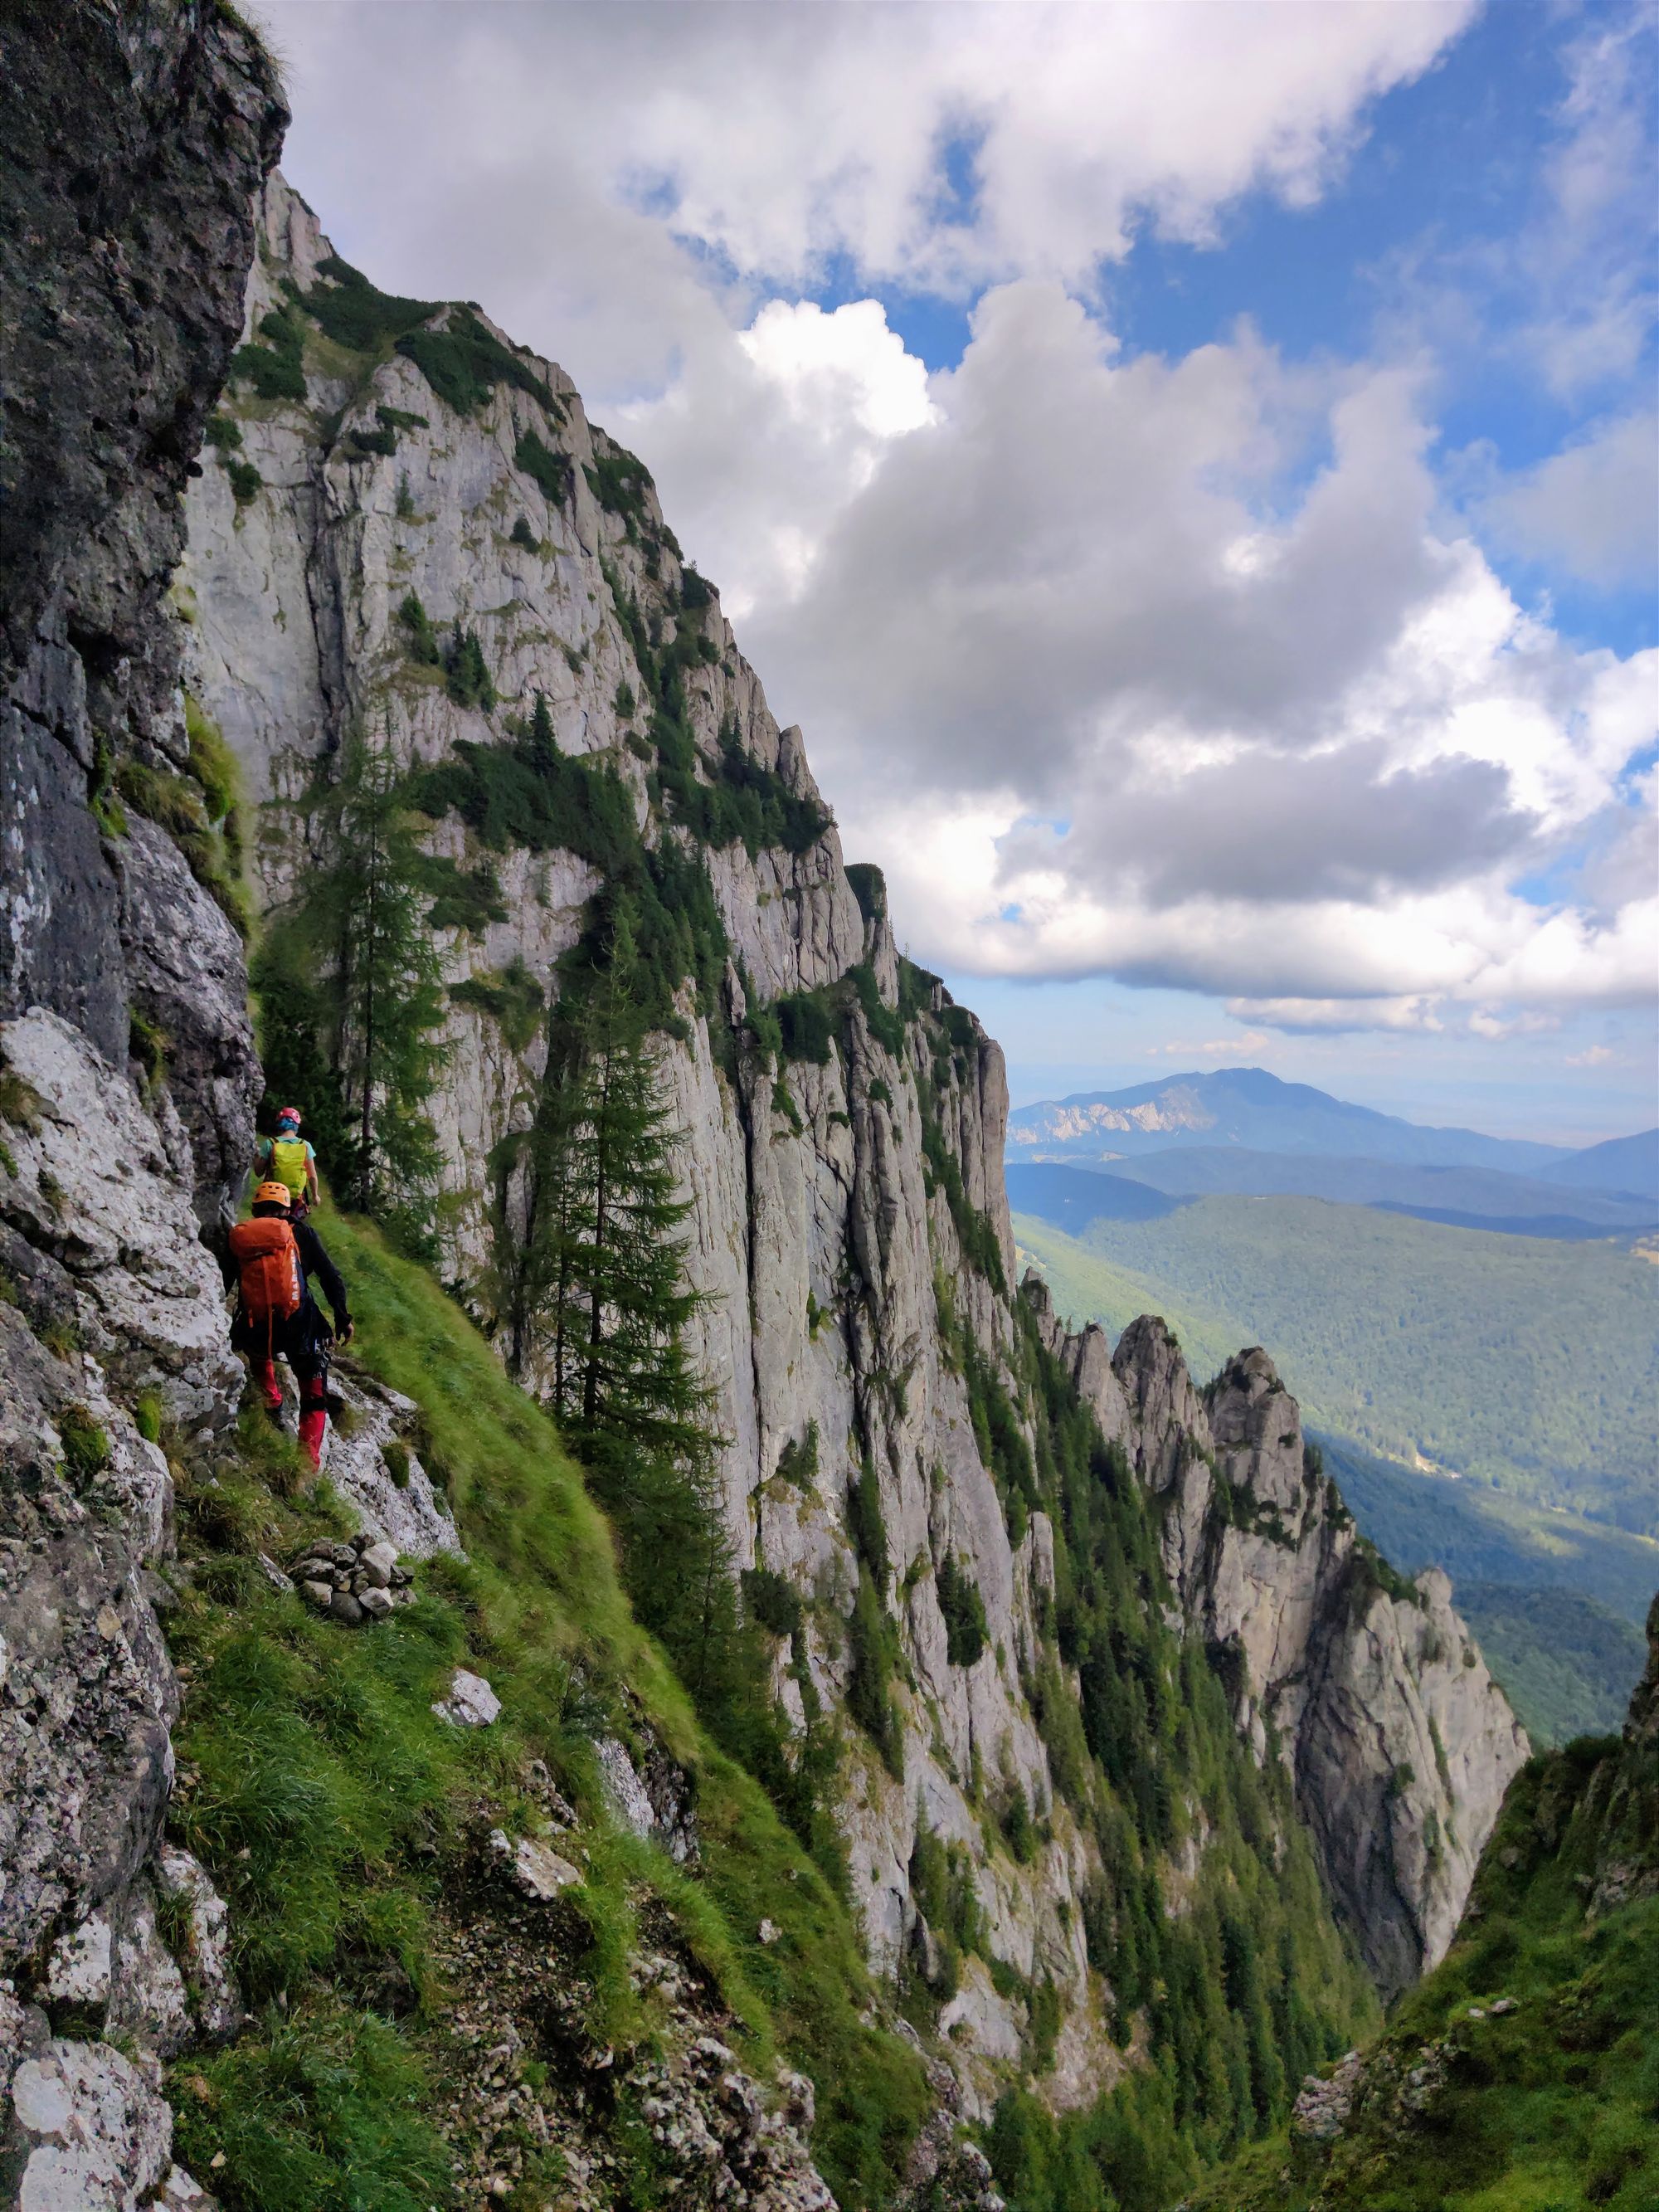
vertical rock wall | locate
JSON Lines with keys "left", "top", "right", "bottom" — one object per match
{"left": 0, "top": 0, "right": 284, "bottom": 1229}
{"left": 0, "top": 8, "right": 286, "bottom": 2204}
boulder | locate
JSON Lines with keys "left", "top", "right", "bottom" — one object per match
{"left": 6, "top": 2039, "right": 173, "bottom": 2210}
{"left": 488, "top": 1829, "right": 582, "bottom": 1901}
{"left": 432, "top": 1669, "right": 501, "bottom": 1727}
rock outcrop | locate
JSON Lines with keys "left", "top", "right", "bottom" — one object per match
{"left": 1586, "top": 1589, "right": 1659, "bottom": 1917}
{"left": 1069, "top": 1305, "right": 1528, "bottom": 1995}
{"left": 0, "top": 10, "right": 285, "bottom": 2205}
{"left": 1, "top": 2, "right": 283, "bottom": 1231}
{"left": 1195, "top": 1601, "right": 1659, "bottom": 2212}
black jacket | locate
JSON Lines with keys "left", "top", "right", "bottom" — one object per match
{"left": 290, "top": 1218, "right": 350, "bottom": 1333}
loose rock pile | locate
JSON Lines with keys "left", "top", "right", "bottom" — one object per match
{"left": 892, "top": 2017, "right": 1005, "bottom": 2212}
{"left": 1288, "top": 2005, "right": 1525, "bottom": 2183}
{"left": 630, "top": 2033, "right": 834, "bottom": 2210}
{"left": 287, "top": 1532, "right": 414, "bottom": 1624}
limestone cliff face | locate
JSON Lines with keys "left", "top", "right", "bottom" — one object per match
{"left": 176, "top": 170, "right": 1523, "bottom": 2096}
{"left": 0, "top": 0, "right": 285, "bottom": 1226}
{"left": 1045, "top": 1298, "right": 1529, "bottom": 1996}
{"left": 2, "top": 51, "right": 844, "bottom": 2206}
{"left": 0, "top": 9, "right": 285, "bottom": 2202}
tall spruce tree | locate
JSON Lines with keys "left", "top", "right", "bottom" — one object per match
{"left": 523, "top": 687, "right": 558, "bottom": 774}
{"left": 498, "top": 1044, "right": 586, "bottom": 1391}
{"left": 515, "top": 912, "right": 757, "bottom": 1701}
{"left": 531, "top": 910, "right": 716, "bottom": 1465}
{"left": 303, "top": 725, "right": 448, "bottom": 1240}
{"left": 492, "top": 915, "right": 849, "bottom": 1878}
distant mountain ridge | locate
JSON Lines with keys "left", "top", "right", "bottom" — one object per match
{"left": 1006, "top": 1065, "right": 1642, "bottom": 1177}
{"left": 1542, "top": 1126, "right": 1659, "bottom": 1201}
{"left": 1014, "top": 1147, "right": 1657, "bottom": 1240}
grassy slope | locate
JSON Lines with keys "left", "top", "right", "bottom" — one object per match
{"left": 1311, "top": 1433, "right": 1659, "bottom": 1633}
{"left": 1011, "top": 1201, "right": 1658, "bottom": 1535}
{"left": 1445, "top": 1586, "right": 1649, "bottom": 1748}
{"left": 1185, "top": 1668, "right": 1659, "bottom": 2212}
{"left": 161, "top": 1203, "right": 1387, "bottom": 2211}
{"left": 164, "top": 1203, "right": 928, "bottom": 2210}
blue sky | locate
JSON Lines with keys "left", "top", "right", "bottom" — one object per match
{"left": 1107, "top": 3, "right": 1657, "bottom": 655}
{"left": 264, "top": 0, "right": 1657, "bottom": 1143}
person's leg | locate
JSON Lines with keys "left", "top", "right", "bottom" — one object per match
{"left": 256, "top": 1354, "right": 284, "bottom": 1415}
{"left": 295, "top": 1357, "right": 328, "bottom": 1468}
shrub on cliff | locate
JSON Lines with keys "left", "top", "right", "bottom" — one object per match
{"left": 585, "top": 443, "right": 654, "bottom": 520}
{"left": 514, "top": 427, "right": 571, "bottom": 506}
{"left": 231, "top": 303, "right": 306, "bottom": 400}
{"left": 443, "top": 625, "right": 495, "bottom": 710}
{"left": 848, "top": 1565, "right": 902, "bottom": 1777}
{"left": 395, "top": 591, "right": 440, "bottom": 665}
{"left": 937, "top": 1552, "right": 988, "bottom": 1668}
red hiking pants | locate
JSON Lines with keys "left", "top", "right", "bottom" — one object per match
{"left": 255, "top": 1356, "right": 329, "bottom": 1468}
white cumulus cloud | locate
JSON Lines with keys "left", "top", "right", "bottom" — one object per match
{"left": 253, "top": 0, "right": 1477, "bottom": 372}
{"left": 635, "top": 285, "right": 1656, "bottom": 1024}
{"left": 1480, "top": 411, "right": 1659, "bottom": 590}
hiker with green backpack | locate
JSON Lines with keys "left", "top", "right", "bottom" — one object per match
{"left": 252, "top": 1104, "right": 320, "bottom": 1212}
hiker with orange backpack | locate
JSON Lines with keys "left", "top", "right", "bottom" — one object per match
{"left": 228, "top": 1181, "right": 353, "bottom": 1468}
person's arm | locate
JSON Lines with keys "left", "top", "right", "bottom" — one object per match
{"left": 305, "top": 1143, "right": 320, "bottom": 1205}
{"left": 294, "top": 1220, "right": 353, "bottom": 1339}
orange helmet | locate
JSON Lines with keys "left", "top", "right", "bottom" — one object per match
{"left": 253, "top": 1181, "right": 293, "bottom": 1210}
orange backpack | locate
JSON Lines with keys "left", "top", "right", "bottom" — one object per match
{"left": 230, "top": 1217, "right": 304, "bottom": 1337}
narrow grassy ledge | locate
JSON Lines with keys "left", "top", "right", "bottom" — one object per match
{"left": 164, "top": 1205, "right": 926, "bottom": 2210}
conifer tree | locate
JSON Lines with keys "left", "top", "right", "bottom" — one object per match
{"left": 515, "top": 911, "right": 745, "bottom": 1688}
{"left": 500, "top": 1045, "right": 586, "bottom": 1390}
{"left": 444, "top": 625, "right": 495, "bottom": 709}
{"left": 304, "top": 725, "right": 448, "bottom": 1240}
{"left": 532, "top": 909, "right": 716, "bottom": 1466}
{"left": 505, "top": 915, "right": 846, "bottom": 1869}
{"left": 524, "top": 687, "right": 557, "bottom": 774}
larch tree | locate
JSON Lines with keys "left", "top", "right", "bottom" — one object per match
{"left": 519, "top": 908, "right": 746, "bottom": 1699}
{"left": 304, "top": 724, "right": 448, "bottom": 1242}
